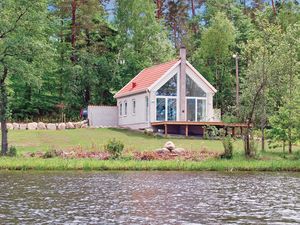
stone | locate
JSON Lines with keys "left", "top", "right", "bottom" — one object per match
{"left": 74, "top": 122, "right": 81, "bottom": 129}
{"left": 66, "top": 122, "right": 75, "bottom": 129}
{"left": 156, "top": 148, "right": 169, "bottom": 154}
{"left": 164, "top": 141, "right": 175, "bottom": 152}
{"left": 28, "top": 122, "right": 37, "bottom": 130}
{"left": 7, "top": 123, "right": 13, "bottom": 130}
{"left": 13, "top": 123, "right": 20, "bottom": 130}
{"left": 19, "top": 123, "right": 28, "bottom": 130}
{"left": 46, "top": 123, "right": 57, "bottom": 130}
{"left": 81, "top": 123, "right": 88, "bottom": 128}
{"left": 173, "top": 148, "right": 185, "bottom": 154}
{"left": 58, "top": 123, "right": 66, "bottom": 130}
{"left": 37, "top": 122, "right": 46, "bottom": 130}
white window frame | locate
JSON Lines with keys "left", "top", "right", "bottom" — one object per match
{"left": 145, "top": 96, "right": 149, "bottom": 122}
{"left": 186, "top": 97, "right": 207, "bottom": 121}
{"left": 119, "top": 102, "right": 123, "bottom": 116}
{"left": 124, "top": 101, "right": 127, "bottom": 116}
{"left": 132, "top": 99, "right": 136, "bottom": 115}
{"left": 155, "top": 73, "right": 179, "bottom": 121}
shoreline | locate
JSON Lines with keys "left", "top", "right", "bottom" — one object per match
{"left": 0, "top": 158, "right": 300, "bottom": 172}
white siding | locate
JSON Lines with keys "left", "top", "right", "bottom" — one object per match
{"left": 117, "top": 92, "right": 150, "bottom": 129}
{"left": 88, "top": 106, "right": 118, "bottom": 127}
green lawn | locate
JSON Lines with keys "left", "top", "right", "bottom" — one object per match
{"left": 8, "top": 128, "right": 239, "bottom": 154}
{"left": 1, "top": 128, "right": 300, "bottom": 171}
{"left": 6, "top": 128, "right": 300, "bottom": 155}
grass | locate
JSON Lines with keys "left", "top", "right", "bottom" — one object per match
{"left": 2, "top": 128, "right": 299, "bottom": 171}
{"left": 8, "top": 128, "right": 238, "bottom": 154}
{"left": 0, "top": 157, "right": 300, "bottom": 171}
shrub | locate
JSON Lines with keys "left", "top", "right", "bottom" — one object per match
{"left": 7, "top": 146, "right": 17, "bottom": 157}
{"left": 203, "top": 126, "right": 220, "bottom": 139}
{"left": 104, "top": 139, "right": 124, "bottom": 159}
{"left": 43, "top": 149, "right": 59, "bottom": 158}
{"left": 221, "top": 136, "right": 233, "bottom": 159}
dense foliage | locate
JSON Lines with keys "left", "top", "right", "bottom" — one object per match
{"left": 0, "top": 0, "right": 299, "bottom": 155}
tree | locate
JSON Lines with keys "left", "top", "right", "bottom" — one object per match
{"left": 0, "top": 0, "right": 52, "bottom": 155}
{"left": 268, "top": 22, "right": 300, "bottom": 153}
{"left": 191, "top": 12, "right": 235, "bottom": 113}
{"left": 115, "top": 0, "right": 174, "bottom": 86}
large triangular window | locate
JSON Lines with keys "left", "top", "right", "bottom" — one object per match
{"left": 156, "top": 74, "right": 177, "bottom": 96}
{"left": 186, "top": 75, "right": 206, "bottom": 97}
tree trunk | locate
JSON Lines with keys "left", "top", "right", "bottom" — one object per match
{"left": 0, "top": 66, "right": 8, "bottom": 155}
{"left": 261, "top": 126, "right": 265, "bottom": 152}
{"left": 288, "top": 128, "right": 292, "bottom": 154}
{"left": 71, "top": 0, "right": 77, "bottom": 62}
{"left": 271, "top": 0, "right": 276, "bottom": 16}
{"left": 156, "top": 0, "right": 163, "bottom": 19}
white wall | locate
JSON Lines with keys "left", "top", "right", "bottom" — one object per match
{"left": 117, "top": 92, "right": 150, "bottom": 129}
{"left": 88, "top": 105, "right": 118, "bottom": 127}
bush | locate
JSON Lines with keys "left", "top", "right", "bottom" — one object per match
{"left": 43, "top": 149, "right": 59, "bottom": 158}
{"left": 7, "top": 146, "right": 17, "bottom": 157}
{"left": 221, "top": 136, "right": 233, "bottom": 159}
{"left": 104, "top": 139, "right": 124, "bottom": 159}
{"left": 203, "top": 126, "right": 219, "bottom": 139}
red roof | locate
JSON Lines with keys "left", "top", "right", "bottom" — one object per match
{"left": 114, "top": 60, "right": 179, "bottom": 98}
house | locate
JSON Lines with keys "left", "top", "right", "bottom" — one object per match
{"left": 88, "top": 46, "right": 249, "bottom": 136}
{"left": 113, "top": 46, "right": 219, "bottom": 131}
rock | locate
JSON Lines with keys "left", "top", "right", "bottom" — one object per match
{"left": 13, "top": 123, "right": 20, "bottom": 130}
{"left": 46, "top": 123, "right": 57, "bottom": 130}
{"left": 66, "top": 122, "right": 75, "bottom": 129}
{"left": 81, "top": 123, "right": 88, "bottom": 128}
{"left": 28, "top": 122, "right": 37, "bottom": 130}
{"left": 7, "top": 123, "right": 13, "bottom": 130}
{"left": 164, "top": 141, "right": 175, "bottom": 152}
{"left": 37, "top": 122, "right": 46, "bottom": 130}
{"left": 156, "top": 148, "right": 169, "bottom": 154}
{"left": 58, "top": 123, "right": 66, "bottom": 130}
{"left": 74, "top": 122, "right": 81, "bottom": 129}
{"left": 173, "top": 148, "right": 185, "bottom": 154}
{"left": 19, "top": 123, "right": 28, "bottom": 130}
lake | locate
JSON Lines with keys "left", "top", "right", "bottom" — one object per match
{"left": 0, "top": 171, "right": 299, "bottom": 224}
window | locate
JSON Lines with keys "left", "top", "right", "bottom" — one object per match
{"left": 156, "top": 74, "right": 177, "bottom": 96}
{"left": 132, "top": 99, "right": 136, "bottom": 114}
{"left": 145, "top": 96, "right": 149, "bottom": 121}
{"left": 156, "top": 98, "right": 177, "bottom": 121}
{"left": 186, "top": 75, "right": 207, "bottom": 121}
{"left": 156, "top": 98, "right": 165, "bottom": 121}
{"left": 155, "top": 74, "right": 178, "bottom": 121}
{"left": 119, "top": 103, "right": 122, "bottom": 116}
{"left": 186, "top": 75, "right": 206, "bottom": 97}
{"left": 124, "top": 101, "right": 127, "bottom": 116}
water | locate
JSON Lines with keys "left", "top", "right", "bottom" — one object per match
{"left": 0, "top": 171, "right": 299, "bottom": 224}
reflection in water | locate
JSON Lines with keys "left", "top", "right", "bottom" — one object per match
{"left": 0, "top": 171, "right": 299, "bottom": 224}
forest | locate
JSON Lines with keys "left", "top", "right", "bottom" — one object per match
{"left": 0, "top": 0, "right": 299, "bottom": 154}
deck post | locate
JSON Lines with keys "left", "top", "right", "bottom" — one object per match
{"left": 185, "top": 125, "right": 188, "bottom": 137}
{"left": 240, "top": 127, "right": 243, "bottom": 136}
{"left": 202, "top": 126, "right": 206, "bottom": 137}
{"left": 232, "top": 127, "right": 235, "bottom": 137}
{"left": 164, "top": 124, "right": 168, "bottom": 137}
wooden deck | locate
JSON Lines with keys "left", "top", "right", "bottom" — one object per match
{"left": 151, "top": 121, "right": 250, "bottom": 137}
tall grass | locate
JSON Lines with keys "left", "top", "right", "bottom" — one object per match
{"left": 0, "top": 157, "right": 299, "bottom": 171}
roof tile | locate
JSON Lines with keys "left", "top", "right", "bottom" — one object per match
{"left": 115, "top": 60, "right": 179, "bottom": 98}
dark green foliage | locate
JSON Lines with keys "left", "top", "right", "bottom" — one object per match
{"left": 7, "top": 146, "right": 17, "bottom": 157}
{"left": 104, "top": 139, "right": 124, "bottom": 159}
{"left": 203, "top": 126, "right": 219, "bottom": 139}
{"left": 221, "top": 136, "right": 233, "bottom": 159}
{"left": 43, "top": 149, "right": 59, "bottom": 159}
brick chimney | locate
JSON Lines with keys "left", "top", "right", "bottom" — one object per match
{"left": 179, "top": 45, "right": 186, "bottom": 121}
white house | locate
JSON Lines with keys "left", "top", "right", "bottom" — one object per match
{"left": 112, "top": 46, "right": 218, "bottom": 130}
